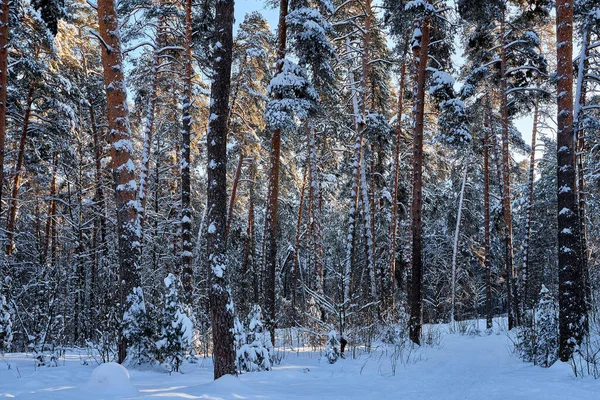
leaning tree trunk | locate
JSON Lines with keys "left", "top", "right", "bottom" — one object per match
{"left": 206, "top": 0, "right": 236, "bottom": 380}
{"left": 500, "top": 13, "right": 519, "bottom": 329}
{"left": 96, "top": 0, "right": 142, "bottom": 364}
{"left": 450, "top": 158, "right": 469, "bottom": 325}
{"left": 6, "top": 85, "right": 35, "bottom": 256}
{"left": 408, "top": 11, "right": 430, "bottom": 345}
{"left": 556, "top": 0, "right": 586, "bottom": 362}
{"left": 263, "top": 0, "right": 288, "bottom": 344}
{"left": 181, "top": 0, "right": 194, "bottom": 305}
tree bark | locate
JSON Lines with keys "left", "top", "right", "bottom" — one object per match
{"left": 263, "top": 0, "right": 288, "bottom": 344}
{"left": 6, "top": 85, "right": 35, "bottom": 256}
{"left": 523, "top": 102, "right": 538, "bottom": 309}
{"left": 485, "top": 101, "right": 492, "bottom": 330}
{"left": 0, "top": 0, "right": 9, "bottom": 222}
{"left": 206, "top": 0, "right": 236, "bottom": 380}
{"left": 500, "top": 13, "right": 519, "bottom": 329}
{"left": 96, "top": 0, "right": 142, "bottom": 364}
{"left": 181, "top": 0, "right": 194, "bottom": 305}
{"left": 388, "top": 63, "right": 406, "bottom": 313}
{"left": 408, "top": 11, "right": 430, "bottom": 345}
{"left": 556, "top": 0, "right": 585, "bottom": 362}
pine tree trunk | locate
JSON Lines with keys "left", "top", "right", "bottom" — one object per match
{"left": 574, "top": 25, "right": 590, "bottom": 317}
{"left": 6, "top": 85, "right": 35, "bottom": 256}
{"left": 226, "top": 150, "right": 244, "bottom": 244}
{"left": 408, "top": 12, "right": 430, "bottom": 345}
{"left": 500, "top": 13, "right": 519, "bottom": 329}
{"left": 450, "top": 159, "right": 469, "bottom": 325}
{"left": 484, "top": 101, "right": 492, "bottom": 330}
{"left": 292, "top": 167, "right": 307, "bottom": 310}
{"left": 181, "top": 0, "right": 194, "bottom": 305}
{"left": 388, "top": 63, "right": 406, "bottom": 313}
{"left": 0, "top": 0, "right": 9, "bottom": 222}
{"left": 43, "top": 152, "right": 58, "bottom": 264}
{"left": 523, "top": 102, "right": 538, "bottom": 309}
{"left": 556, "top": 0, "right": 586, "bottom": 362}
{"left": 264, "top": 0, "right": 288, "bottom": 344}
{"left": 206, "top": 0, "right": 236, "bottom": 380}
{"left": 96, "top": 0, "right": 142, "bottom": 364}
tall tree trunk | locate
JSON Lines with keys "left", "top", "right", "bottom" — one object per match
{"left": 408, "top": 11, "right": 430, "bottom": 345}
{"left": 43, "top": 152, "right": 58, "bottom": 264}
{"left": 225, "top": 149, "right": 244, "bottom": 244}
{"left": 0, "top": 0, "right": 9, "bottom": 222}
{"left": 6, "top": 85, "right": 35, "bottom": 256}
{"left": 96, "top": 0, "right": 142, "bottom": 364}
{"left": 181, "top": 0, "right": 194, "bottom": 305}
{"left": 500, "top": 13, "right": 519, "bottom": 329}
{"left": 263, "top": 0, "right": 288, "bottom": 343}
{"left": 450, "top": 158, "right": 469, "bottom": 325}
{"left": 206, "top": 0, "right": 236, "bottom": 380}
{"left": 556, "top": 0, "right": 585, "bottom": 362}
{"left": 388, "top": 63, "right": 406, "bottom": 313}
{"left": 343, "top": 35, "right": 362, "bottom": 312}
{"left": 138, "top": 26, "right": 162, "bottom": 249}
{"left": 574, "top": 24, "right": 590, "bottom": 316}
{"left": 523, "top": 101, "right": 538, "bottom": 309}
{"left": 484, "top": 101, "right": 492, "bottom": 330}
{"left": 292, "top": 167, "right": 307, "bottom": 310}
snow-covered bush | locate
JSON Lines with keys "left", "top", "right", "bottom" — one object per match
{"left": 323, "top": 330, "right": 340, "bottom": 364}
{"left": 534, "top": 285, "right": 558, "bottom": 367}
{"left": 515, "top": 285, "right": 558, "bottom": 367}
{"left": 123, "top": 286, "right": 154, "bottom": 366}
{"left": 155, "top": 274, "right": 193, "bottom": 372}
{"left": 0, "top": 292, "right": 12, "bottom": 352}
{"left": 235, "top": 305, "right": 273, "bottom": 373}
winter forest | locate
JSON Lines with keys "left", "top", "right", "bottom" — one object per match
{"left": 1, "top": 0, "right": 600, "bottom": 398}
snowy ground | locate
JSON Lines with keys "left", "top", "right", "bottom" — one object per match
{"left": 2, "top": 322, "right": 599, "bottom": 399}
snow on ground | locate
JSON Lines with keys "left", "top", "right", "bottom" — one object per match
{"left": 1, "top": 322, "right": 599, "bottom": 399}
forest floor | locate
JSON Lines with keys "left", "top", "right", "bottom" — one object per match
{"left": 1, "top": 320, "right": 599, "bottom": 399}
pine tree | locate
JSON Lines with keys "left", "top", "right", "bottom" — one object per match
{"left": 156, "top": 274, "right": 193, "bottom": 372}
{"left": 534, "top": 285, "right": 558, "bottom": 367}
{"left": 323, "top": 330, "right": 340, "bottom": 364}
{"left": 0, "top": 290, "right": 12, "bottom": 351}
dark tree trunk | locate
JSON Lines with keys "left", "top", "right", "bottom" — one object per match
{"left": 263, "top": 0, "right": 288, "bottom": 344}
{"left": 181, "top": 0, "right": 194, "bottom": 305}
{"left": 500, "top": 13, "right": 519, "bottom": 330}
{"left": 206, "top": 0, "right": 236, "bottom": 380}
{"left": 485, "top": 100, "right": 492, "bottom": 330}
{"left": 0, "top": 0, "right": 8, "bottom": 222}
{"left": 408, "top": 11, "right": 430, "bottom": 345}
{"left": 556, "top": 0, "right": 586, "bottom": 362}
{"left": 6, "top": 85, "right": 35, "bottom": 256}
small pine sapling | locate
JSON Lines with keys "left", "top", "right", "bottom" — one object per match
{"left": 323, "top": 330, "right": 340, "bottom": 364}
{"left": 0, "top": 292, "right": 12, "bottom": 352}
{"left": 534, "top": 285, "right": 558, "bottom": 367}
{"left": 156, "top": 274, "right": 193, "bottom": 372}
{"left": 235, "top": 305, "right": 273, "bottom": 372}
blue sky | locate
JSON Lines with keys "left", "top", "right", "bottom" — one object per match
{"left": 234, "top": 1, "right": 279, "bottom": 32}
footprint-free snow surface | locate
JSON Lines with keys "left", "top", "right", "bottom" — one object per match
{"left": 1, "top": 324, "right": 599, "bottom": 399}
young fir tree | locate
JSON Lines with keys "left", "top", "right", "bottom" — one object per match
{"left": 323, "top": 330, "right": 340, "bottom": 364}
{"left": 156, "top": 274, "right": 193, "bottom": 372}
{"left": 235, "top": 305, "right": 274, "bottom": 373}
{"left": 534, "top": 285, "right": 558, "bottom": 367}
{"left": 0, "top": 292, "right": 12, "bottom": 351}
